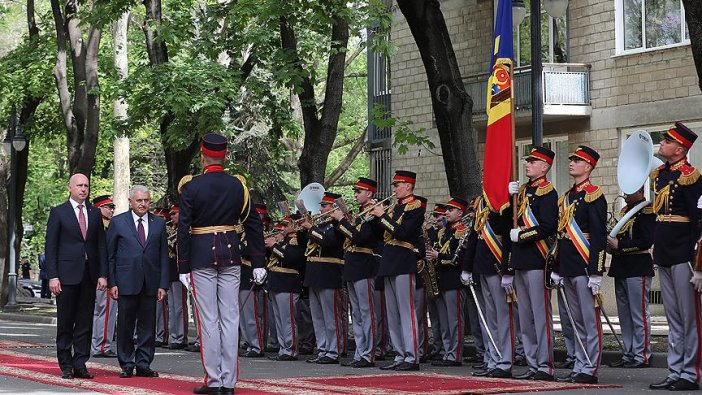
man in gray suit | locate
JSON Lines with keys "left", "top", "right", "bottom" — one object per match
{"left": 107, "top": 185, "right": 169, "bottom": 379}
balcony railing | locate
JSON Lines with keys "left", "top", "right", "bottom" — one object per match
{"left": 464, "top": 63, "right": 591, "bottom": 120}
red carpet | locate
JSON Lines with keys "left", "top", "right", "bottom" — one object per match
{"left": 0, "top": 341, "right": 619, "bottom": 394}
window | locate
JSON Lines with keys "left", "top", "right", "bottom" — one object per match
{"left": 513, "top": 0, "right": 568, "bottom": 67}
{"left": 516, "top": 136, "right": 570, "bottom": 193}
{"left": 616, "top": 0, "right": 689, "bottom": 54}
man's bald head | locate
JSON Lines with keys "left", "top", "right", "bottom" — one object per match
{"left": 68, "top": 173, "right": 90, "bottom": 204}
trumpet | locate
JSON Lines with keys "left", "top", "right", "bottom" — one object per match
{"left": 358, "top": 193, "right": 396, "bottom": 223}
{"left": 264, "top": 228, "right": 282, "bottom": 238}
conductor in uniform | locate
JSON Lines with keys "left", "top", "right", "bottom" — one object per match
{"left": 177, "top": 133, "right": 266, "bottom": 395}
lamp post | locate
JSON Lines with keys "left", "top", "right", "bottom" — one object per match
{"left": 512, "top": 0, "right": 569, "bottom": 148}
{"left": 3, "top": 106, "right": 27, "bottom": 312}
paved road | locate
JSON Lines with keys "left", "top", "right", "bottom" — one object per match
{"left": 0, "top": 319, "right": 684, "bottom": 394}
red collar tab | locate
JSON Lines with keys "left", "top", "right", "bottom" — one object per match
{"left": 204, "top": 164, "right": 225, "bottom": 174}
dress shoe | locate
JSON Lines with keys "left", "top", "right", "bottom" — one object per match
{"left": 430, "top": 359, "right": 462, "bottom": 367}
{"left": 572, "top": 373, "right": 598, "bottom": 384}
{"left": 622, "top": 361, "right": 648, "bottom": 368}
{"left": 306, "top": 356, "right": 321, "bottom": 363}
{"left": 353, "top": 359, "right": 374, "bottom": 368}
{"left": 649, "top": 377, "right": 677, "bottom": 390}
{"left": 93, "top": 350, "right": 118, "bottom": 358}
{"left": 555, "top": 372, "right": 575, "bottom": 383}
{"left": 472, "top": 362, "right": 487, "bottom": 370}
{"left": 316, "top": 356, "right": 339, "bottom": 364}
{"left": 472, "top": 369, "right": 491, "bottom": 377}
{"left": 532, "top": 371, "right": 554, "bottom": 381}
{"left": 554, "top": 360, "right": 574, "bottom": 369}
{"left": 119, "top": 369, "right": 134, "bottom": 378}
{"left": 73, "top": 368, "right": 94, "bottom": 379}
{"left": 341, "top": 360, "right": 359, "bottom": 367}
{"left": 168, "top": 343, "right": 187, "bottom": 350}
{"left": 668, "top": 378, "right": 699, "bottom": 391}
{"left": 395, "top": 362, "right": 420, "bottom": 371}
{"left": 267, "top": 354, "right": 297, "bottom": 361}
{"left": 193, "top": 386, "right": 221, "bottom": 394}
{"left": 608, "top": 359, "right": 627, "bottom": 368}
{"left": 380, "top": 361, "right": 403, "bottom": 370}
{"left": 135, "top": 368, "right": 159, "bottom": 377}
{"left": 513, "top": 355, "right": 527, "bottom": 366}
{"left": 487, "top": 368, "right": 511, "bottom": 378}
{"left": 61, "top": 369, "right": 74, "bottom": 379}
{"left": 241, "top": 350, "right": 264, "bottom": 358}
{"left": 219, "top": 388, "right": 234, "bottom": 395}
{"left": 186, "top": 344, "right": 201, "bottom": 352}
{"left": 513, "top": 370, "right": 536, "bottom": 380}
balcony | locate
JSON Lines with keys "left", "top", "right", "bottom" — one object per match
{"left": 464, "top": 63, "right": 592, "bottom": 123}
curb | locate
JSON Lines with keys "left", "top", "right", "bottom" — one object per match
{"left": 0, "top": 312, "right": 56, "bottom": 325}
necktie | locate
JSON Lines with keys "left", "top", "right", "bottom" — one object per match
{"left": 78, "top": 204, "right": 87, "bottom": 240}
{"left": 138, "top": 218, "right": 146, "bottom": 247}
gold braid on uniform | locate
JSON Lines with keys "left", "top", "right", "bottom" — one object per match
{"left": 584, "top": 186, "right": 602, "bottom": 203}
{"left": 473, "top": 200, "right": 489, "bottom": 232}
{"left": 653, "top": 185, "right": 669, "bottom": 214}
{"left": 557, "top": 194, "right": 574, "bottom": 233}
{"left": 535, "top": 182, "right": 554, "bottom": 196}
{"left": 234, "top": 174, "right": 251, "bottom": 223}
{"left": 405, "top": 199, "right": 422, "bottom": 211}
{"left": 178, "top": 175, "right": 195, "bottom": 194}
{"left": 678, "top": 166, "right": 700, "bottom": 185}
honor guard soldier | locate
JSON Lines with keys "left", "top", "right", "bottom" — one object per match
{"left": 550, "top": 145, "right": 607, "bottom": 385}
{"left": 426, "top": 197, "right": 469, "bottom": 367}
{"left": 300, "top": 192, "right": 345, "bottom": 364}
{"left": 370, "top": 170, "right": 425, "bottom": 371}
{"left": 91, "top": 195, "right": 118, "bottom": 358}
{"left": 331, "top": 178, "right": 383, "bottom": 368}
{"left": 153, "top": 207, "right": 171, "bottom": 348}
{"left": 506, "top": 146, "right": 558, "bottom": 381}
{"left": 165, "top": 204, "right": 188, "bottom": 350}
{"left": 460, "top": 192, "right": 513, "bottom": 378}
{"left": 606, "top": 188, "right": 654, "bottom": 369}
{"left": 266, "top": 216, "right": 305, "bottom": 361}
{"left": 177, "top": 133, "right": 266, "bottom": 395}
{"left": 649, "top": 122, "right": 702, "bottom": 391}
{"left": 239, "top": 203, "right": 270, "bottom": 358}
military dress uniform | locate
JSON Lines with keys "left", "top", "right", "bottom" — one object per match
{"left": 413, "top": 196, "right": 430, "bottom": 363}
{"left": 375, "top": 170, "right": 425, "bottom": 370}
{"left": 426, "top": 204, "right": 446, "bottom": 359}
{"left": 373, "top": 244, "right": 390, "bottom": 360}
{"left": 462, "top": 195, "right": 513, "bottom": 377}
{"left": 177, "top": 134, "right": 265, "bottom": 393}
{"left": 238, "top": 223, "right": 268, "bottom": 357}
{"left": 553, "top": 146, "right": 607, "bottom": 382}
{"left": 651, "top": 123, "right": 702, "bottom": 389}
{"left": 337, "top": 178, "right": 383, "bottom": 367}
{"left": 91, "top": 195, "right": 118, "bottom": 357}
{"left": 607, "top": 201, "right": 654, "bottom": 367}
{"left": 165, "top": 205, "right": 189, "bottom": 349}
{"left": 305, "top": 192, "right": 346, "bottom": 364}
{"left": 268, "top": 221, "right": 305, "bottom": 360}
{"left": 431, "top": 197, "right": 469, "bottom": 366}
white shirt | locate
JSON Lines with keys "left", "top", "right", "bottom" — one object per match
{"left": 131, "top": 211, "right": 149, "bottom": 242}
{"left": 69, "top": 198, "right": 88, "bottom": 232}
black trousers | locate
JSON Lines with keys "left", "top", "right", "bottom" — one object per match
{"left": 55, "top": 268, "right": 96, "bottom": 371}
{"left": 117, "top": 286, "right": 157, "bottom": 372}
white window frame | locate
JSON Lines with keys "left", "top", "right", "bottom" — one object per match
{"left": 615, "top": 0, "right": 690, "bottom": 56}
{"left": 513, "top": 2, "right": 568, "bottom": 67}
{"left": 515, "top": 135, "right": 569, "bottom": 193}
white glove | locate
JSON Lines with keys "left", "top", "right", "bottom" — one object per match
{"left": 253, "top": 268, "right": 267, "bottom": 285}
{"left": 510, "top": 229, "right": 520, "bottom": 243}
{"left": 501, "top": 274, "right": 514, "bottom": 295}
{"left": 508, "top": 181, "right": 520, "bottom": 196}
{"left": 588, "top": 275, "right": 602, "bottom": 295}
{"left": 691, "top": 271, "right": 702, "bottom": 292}
{"left": 460, "top": 271, "right": 473, "bottom": 286}
{"left": 179, "top": 273, "right": 191, "bottom": 292}
{"left": 550, "top": 272, "right": 562, "bottom": 286}
{"left": 698, "top": 195, "right": 702, "bottom": 209}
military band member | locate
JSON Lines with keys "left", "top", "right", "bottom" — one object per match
{"left": 460, "top": 193, "right": 513, "bottom": 378}
{"left": 165, "top": 204, "right": 189, "bottom": 350}
{"left": 550, "top": 145, "right": 607, "bottom": 385}
{"left": 413, "top": 196, "right": 430, "bottom": 363}
{"left": 177, "top": 133, "right": 266, "bottom": 395}
{"left": 606, "top": 187, "right": 654, "bottom": 369}
{"left": 153, "top": 207, "right": 170, "bottom": 348}
{"left": 370, "top": 170, "right": 425, "bottom": 371}
{"left": 506, "top": 146, "right": 558, "bottom": 381}
{"left": 648, "top": 122, "right": 702, "bottom": 391}
{"left": 267, "top": 216, "right": 305, "bottom": 361}
{"left": 426, "top": 197, "right": 469, "bottom": 367}
{"left": 301, "top": 192, "right": 345, "bottom": 364}
{"left": 91, "top": 195, "right": 118, "bottom": 358}
{"left": 331, "top": 177, "right": 383, "bottom": 368}
{"left": 426, "top": 204, "right": 446, "bottom": 360}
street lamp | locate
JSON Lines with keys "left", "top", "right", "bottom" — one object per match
{"left": 3, "top": 106, "right": 27, "bottom": 312}
{"left": 512, "top": 0, "right": 569, "bottom": 147}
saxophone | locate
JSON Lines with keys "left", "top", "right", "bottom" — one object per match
{"left": 418, "top": 223, "right": 440, "bottom": 299}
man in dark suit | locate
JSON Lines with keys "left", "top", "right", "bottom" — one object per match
{"left": 107, "top": 185, "right": 169, "bottom": 379}
{"left": 44, "top": 173, "right": 108, "bottom": 379}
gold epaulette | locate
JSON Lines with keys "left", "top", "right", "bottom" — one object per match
{"left": 178, "top": 175, "right": 195, "bottom": 194}
{"left": 584, "top": 185, "right": 603, "bottom": 203}
{"left": 405, "top": 199, "right": 422, "bottom": 211}
{"left": 454, "top": 228, "right": 467, "bottom": 240}
{"left": 641, "top": 206, "right": 654, "bottom": 215}
{"left": 535, "top": 181, "right": 554, "bottom": 196}
{"left": 650, "top": 164, "right": 665, "bottom": 182}
{"left": 678, "top": 166, "right": 700, "bottom": 185}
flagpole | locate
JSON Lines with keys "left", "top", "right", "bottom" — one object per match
{"left": 509, "top": 65, "right": 518, "bottom": 229}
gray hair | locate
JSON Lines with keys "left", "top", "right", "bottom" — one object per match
{"left": 129, "top": 185, "right": 150, "bottom": 198}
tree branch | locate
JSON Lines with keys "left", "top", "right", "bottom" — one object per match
{"left": 325, "top": 126, "right": 366, "bottom": 188}
{"left": 683, "top": 0, "right": 702, "bottom": 92}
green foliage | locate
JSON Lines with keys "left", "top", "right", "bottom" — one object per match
{"left": 371, "top": 103, "right": 435, "bottom": 155}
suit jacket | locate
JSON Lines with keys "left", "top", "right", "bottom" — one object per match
{"left": 107, "top": 211, "right": 169, "bottom": 296}
{"left": 44, "top": 200, "right": 108, "bottom": 285}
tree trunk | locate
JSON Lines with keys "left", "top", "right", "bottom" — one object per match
{"left": 325, "top": 126, "right": 367, "bottom": 187}
{"left": 683, "top": 0, "right": 702, "bottom": 92}
{"left": 113, "top": 10, "right": 130, "bottom": 214}
{"left": 396, "top": 0, "right": 481, "bottom": 198}
{"left": 0, "top": 132, "right": 8, "bottom": 307}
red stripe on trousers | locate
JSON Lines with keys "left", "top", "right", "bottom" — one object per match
{"left": 289, "top": 293, "right": 297, "bottom": 356}
{"left": 367, "top": 280, "right": 376, "bottom": 363}
{"left": 641, "top": 276, "right": 649, "bottom": 364}
{"left": 100, "top": 294, "right": 111, "bottom": 353}
{"left": 543, "top": 286, "right": 553, "bottom": 375}
{"left": 408, "top": 274, "right": 418, "bottom": 361}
